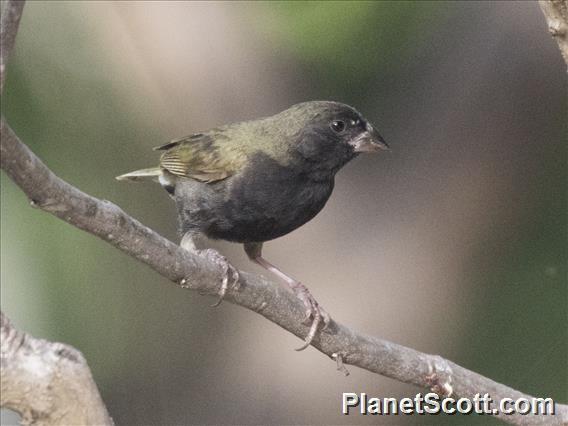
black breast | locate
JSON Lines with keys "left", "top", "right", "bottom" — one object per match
{"left": 204, "top": 153, "right": 335, "bottom": 243}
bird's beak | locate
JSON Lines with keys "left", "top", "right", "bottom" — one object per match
{"left": 350, "top": 124, "right": 390, "bottom": 153}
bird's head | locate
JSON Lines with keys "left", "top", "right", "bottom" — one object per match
{"left": 285, "top": 101, "right": 389, "bottom": 175}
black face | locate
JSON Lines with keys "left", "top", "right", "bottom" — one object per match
{"left": 295, "top": 104, "right": 373, "bottom": 175}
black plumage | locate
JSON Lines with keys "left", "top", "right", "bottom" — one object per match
{"left": 117, "top": 101, "right": 389, "bottom": 349}
{"left": 175, "top": 152, "right": 334, "bottom": 243}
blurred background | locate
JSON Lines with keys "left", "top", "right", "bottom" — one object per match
{"left": 1, "top": 1, "right": 566, "bottom": 425}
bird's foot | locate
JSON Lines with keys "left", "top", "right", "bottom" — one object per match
{"left": 291, "top": 282, "right": 331, "bottom": 351}
{"left": 199, "top": 248, "right": 240, "bottom": 307}
{"left": 425, "top": 357, "right": 454, "bottom": 397}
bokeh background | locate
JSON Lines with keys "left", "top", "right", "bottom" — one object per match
{"left": 1, "top": 1, "right": 566, "bottom": 425}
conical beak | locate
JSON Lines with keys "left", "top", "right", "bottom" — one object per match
{"left": 350, "top": 124, "right": 390, "bottom": 153}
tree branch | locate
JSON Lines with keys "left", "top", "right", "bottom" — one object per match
{"left": 1, "top": 311, "right": 113, "bottom": 425}
{"left": 1, "top": 1, "right": 566, "bottom": 424}
{"left": 0, "top": 0, "right": 25, "bottom": 91}
{"left": 540, "top": 0, "right": 568, "bottom": 67}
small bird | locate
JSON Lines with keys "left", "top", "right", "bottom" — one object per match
{"left": 117, "top": 101, "right": 389, "bottom": 350}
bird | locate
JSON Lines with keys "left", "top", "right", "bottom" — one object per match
{"left": 116, "top": 101, "right": 389, "bottom": 350}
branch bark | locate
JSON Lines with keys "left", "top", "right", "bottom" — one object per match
{"left": 1, "top": 312, "right": 113, "bottom": 425}
{"left": 1, "top": 1, "right": 566, "bottom": 425}
{"left": 0, "top": 0, "right": 25, "bottom": 91}
{"left": 540, "top": 0, "right": 568, "bottom": 67}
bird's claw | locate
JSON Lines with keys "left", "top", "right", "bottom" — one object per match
{"left": 199, "top": 248, "right": 240, "bottom": 307}
{"left": 293, "top": 282, "right": 330, "bottom": 351}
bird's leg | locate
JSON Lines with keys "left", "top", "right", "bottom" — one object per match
{"left": 244, "top": 242, "right": 330, "bottom": 351}
{"left": 181, "top": 232, "right": 239, "bottom": 306}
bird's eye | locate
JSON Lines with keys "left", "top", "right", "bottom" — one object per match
{"left": 331, "top": 120, "right": 346, "bottom": 133}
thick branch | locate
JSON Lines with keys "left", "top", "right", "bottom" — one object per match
{"left": 540, "top": 0, "right": 568, "bottom": 67}
{"left": 2, "top": 119, "right": 567, "bottom": 425}
{"left": 1, "top": 311, "right": 113, "bottom": 425}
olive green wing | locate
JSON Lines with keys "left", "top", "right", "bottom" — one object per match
{"left": 156, "top": 133, "right": 247, "bottom": 183}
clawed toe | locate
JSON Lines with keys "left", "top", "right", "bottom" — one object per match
{"left": 293, "top": 283, "right": 330, "bottom": 351}
{"left": 190, "top": 248, "right": 240, "bottom": 307}
{"left": 320, "top": 308, "right": 331, "bottom": 331}
{"left": 211, "top": 263, "right": 239, "bottom": 307}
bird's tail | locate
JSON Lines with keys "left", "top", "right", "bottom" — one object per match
{"left": 115, "top": 167, "right": 162, "bottom": 182}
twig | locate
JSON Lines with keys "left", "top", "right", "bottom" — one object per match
{"left": 1, "top": 1, "right": 566, "bottom": 424}
{"left": 0, "top": 0, "right": 25, "bottom": 91}
{"left": 1, "top": 312, "right": 114, "bottom": 425}
{"left": 539, "top": 0, "right": 568, "bottom": 68}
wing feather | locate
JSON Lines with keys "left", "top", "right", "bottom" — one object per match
{"left": 158, "top": 132, "right": 244, "bottom": 183}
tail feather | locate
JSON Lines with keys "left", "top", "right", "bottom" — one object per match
{"left": 115, "top": 167, "right": 162, "bottom": 182}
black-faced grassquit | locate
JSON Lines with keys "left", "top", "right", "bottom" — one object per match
{"left": 117, "top": 101, "right": 389, "bottom": 349}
